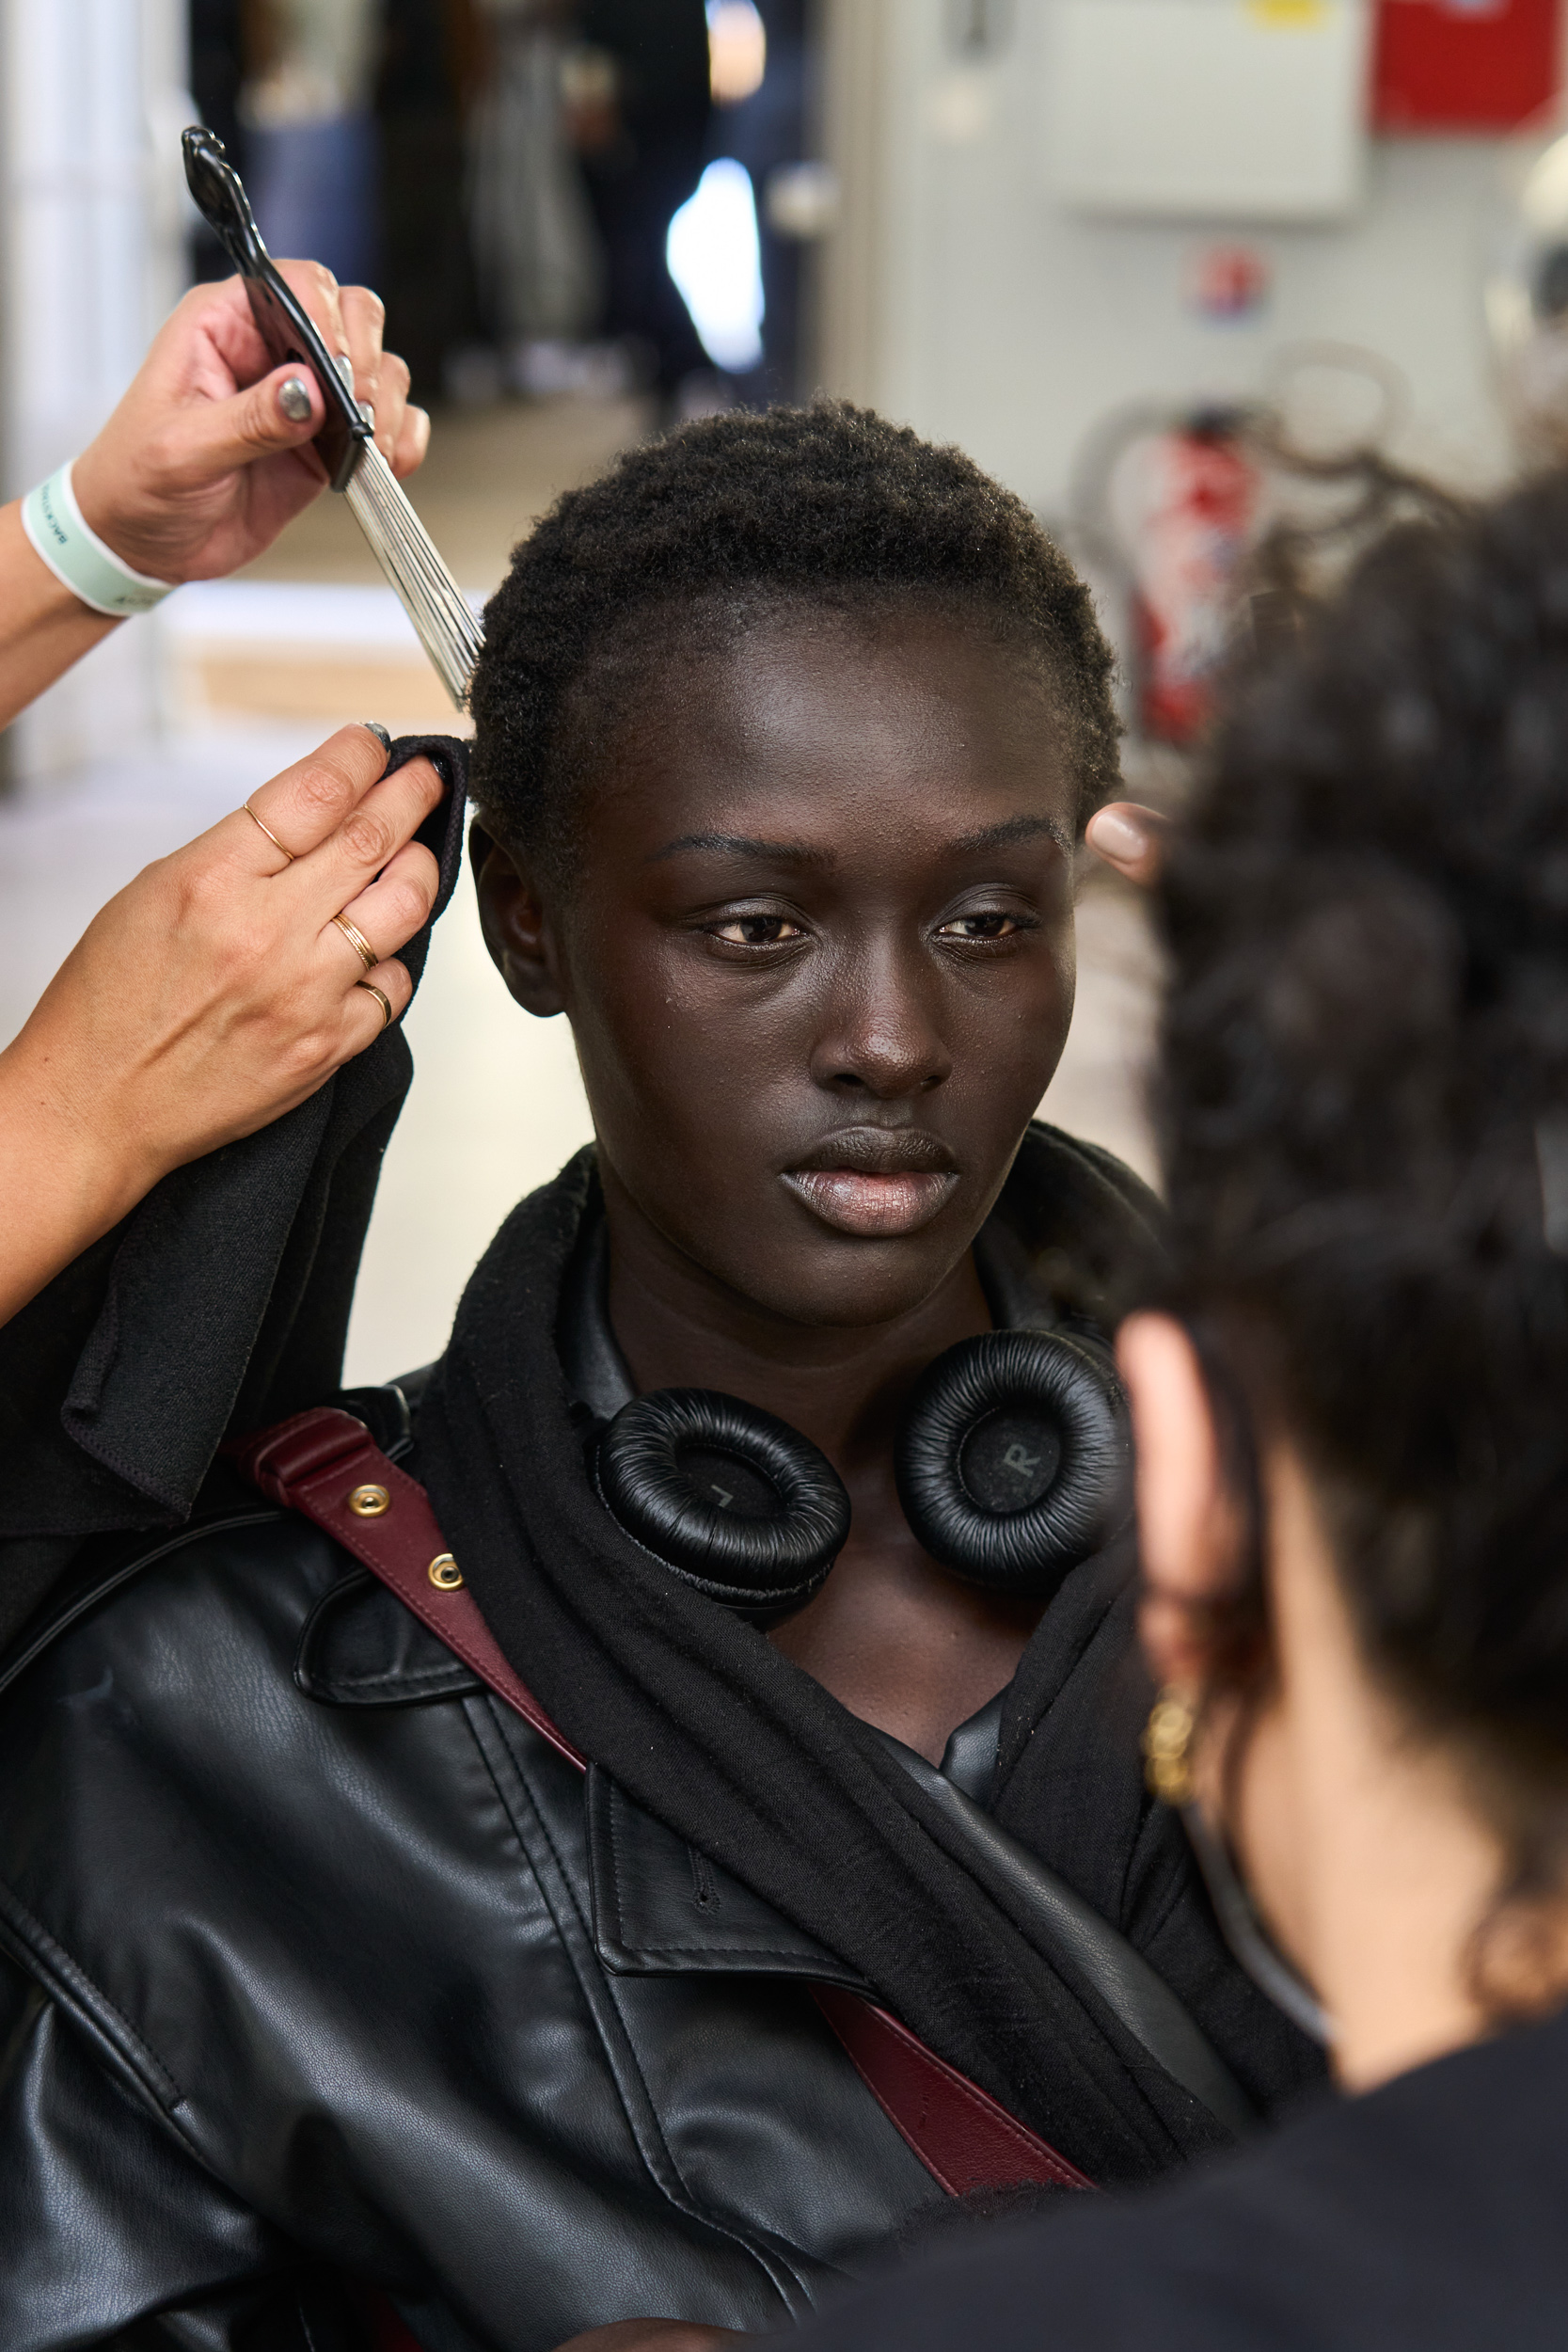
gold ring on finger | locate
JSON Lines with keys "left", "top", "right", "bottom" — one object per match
{"left": 332, "top": 914, "right": 378, "bottom": 971}
{"left": 242, "top": 803, "right": 296, "bottom": 862}
{"left": 356, "top": 979, "right": 393, "bottom": 1032}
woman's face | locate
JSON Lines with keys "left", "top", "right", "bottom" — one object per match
{"left": 480, "top": 606, "right": 1081, "bottom": 1330}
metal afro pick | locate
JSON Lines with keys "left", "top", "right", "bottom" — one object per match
{"left": 182, "top": 126, "right": 483, "bottom": 712}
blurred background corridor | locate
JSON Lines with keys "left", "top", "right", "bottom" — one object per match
{"left": 3, "top": 0, "right": 1564, "bottom": 1378}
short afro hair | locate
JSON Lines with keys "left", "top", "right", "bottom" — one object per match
{"left": 468, "top": 400, "right": 1120, "bottom": 877}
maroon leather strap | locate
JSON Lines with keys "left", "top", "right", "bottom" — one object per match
{"left": 241, "top": 1410, "right": 583, "bottom": 1772}
{"left": 240, "top": 1407, "right": 1093, "bottom": 2201}
{"left": 811, "top": 1984, "right": 1092, "bottom": 2194}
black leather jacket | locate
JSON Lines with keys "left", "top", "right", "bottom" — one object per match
{"left": 0, "top": 1438, "right": 948, "bottom": 2350}
{"left": 0, "top": 1344, "right": 1310, "bottom": 2352}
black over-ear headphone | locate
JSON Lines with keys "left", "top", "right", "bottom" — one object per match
{"left": 562, "top": 1216, "right": 1132, "bottom": 1628}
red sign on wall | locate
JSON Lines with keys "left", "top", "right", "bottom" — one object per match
{"left": 1373, "top": 0, "right": 1561, "bottom": 132}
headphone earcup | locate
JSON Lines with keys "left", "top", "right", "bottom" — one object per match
{"left": 594, "top": 1388, "right": 850, "bottom": 1626}
{"left": 895, "top": 1330, "right": 1132, "bottom": 1599}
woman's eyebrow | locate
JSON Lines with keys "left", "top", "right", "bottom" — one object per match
{"left": 647, "top": 814, "right": 1069, "bottom": 866}
{"left": 646, "top": 832, "right": 831, "bottom": 867}
{"left": 948, "top": 813, "right": 1070, "bottom": 855}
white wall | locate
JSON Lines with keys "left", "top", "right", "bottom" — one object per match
{"left": 0, "top": 0, "right": 191, "bottom": 790}
{"left": 823, "top": 0, "right": 1525, "bottom": 516}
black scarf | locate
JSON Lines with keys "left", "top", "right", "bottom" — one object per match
{"left": 419, "top": 1137, "right": 1315, "bottom": 2187}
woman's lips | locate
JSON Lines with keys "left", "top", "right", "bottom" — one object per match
{"left": 781, "top": 1168, "right": 960, "bottom": 1237}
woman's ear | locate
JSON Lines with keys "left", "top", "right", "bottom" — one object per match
{"left": 1117, "top": 1313, "right": 1237, "bottom": 1693}
{"left": 472, "top": 822, "right": 568, "bottom": 1018}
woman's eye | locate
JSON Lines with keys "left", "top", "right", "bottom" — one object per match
{"left": 939, "top": 912, "right": 1022, "bottom": 941}
{"left": 710, "top": 914, "right": 804, "bottom": 946}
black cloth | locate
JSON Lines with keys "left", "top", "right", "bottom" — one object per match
{"left": 418, "top": 1137, "right": 1318, "bottom": 2187}
{"left": 0, "top": 735, "right": 470, "bottom": 1645}
{"left": 784, "top": 2002, "right": 1568, "bottom": 2351}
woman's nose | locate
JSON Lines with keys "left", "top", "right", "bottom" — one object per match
{"left": 809, "top": 942, "right": 952, "bottom": 1099}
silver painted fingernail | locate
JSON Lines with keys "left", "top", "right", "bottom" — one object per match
{"left": 360, "top": 721, "right": 391, "bottom": 751}
{"left": 278, "top": 375, "right": 313, "bottom": 423}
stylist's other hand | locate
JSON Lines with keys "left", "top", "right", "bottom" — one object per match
{"left": 69, "top": 266, "right": 430, "bottom": 585}
{"left": 0, "top": 726, "right": 443, "bottom": 1327}
{"left": 1085, "top": 802, "right": 1168, "bottom": 889}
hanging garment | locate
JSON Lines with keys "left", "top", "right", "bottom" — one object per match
{"left": 467, "top": 0, "right": 604, "bottom": 345}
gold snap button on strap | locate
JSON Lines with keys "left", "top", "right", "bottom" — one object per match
{"left": 347, "top": 1484, "right": 391, "bottom": 1518}
{"left": 428, "top": 1553, "right": 464, "bottom": 1590}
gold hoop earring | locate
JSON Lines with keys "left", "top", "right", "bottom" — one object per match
{"left": 1143, "top": 1687, "right": 1199, "bottom": 1807}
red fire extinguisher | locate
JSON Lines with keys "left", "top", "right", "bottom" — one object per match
{"left": 1374, "top": 0, "right": 1560, "bottom": 135}
{"left": 1128, "top": 411, "right": 1262, "bottom": 746}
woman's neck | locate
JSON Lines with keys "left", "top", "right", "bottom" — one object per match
{"left": 1246, "top": 1447, "right": 1567, "bottom": 2093}
{"left": 601, "top": 1180, "right": 994, "bottom": 1469}
{"left": 600, "top": 1174, "right": 1046, "bottom": 1762}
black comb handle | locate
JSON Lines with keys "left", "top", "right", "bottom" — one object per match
{"left": 182, "top": 125, "right": 372, "bottom": 493}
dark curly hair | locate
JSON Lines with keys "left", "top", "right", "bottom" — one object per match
{"left": 1158, "top": 469, "right": 1568, "bottom": 1966}
{"left": 468, "top": 401, "right": 1120, "bottom": 878}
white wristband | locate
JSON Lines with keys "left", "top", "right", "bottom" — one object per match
{"left": 21, "top": 462, "right": 177, "bottom": 619}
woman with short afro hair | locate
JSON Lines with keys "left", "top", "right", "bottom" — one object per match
{"left": 0, "top": 403, "right": 1318, "bottom": 2352}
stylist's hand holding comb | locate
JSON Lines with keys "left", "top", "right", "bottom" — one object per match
{"left": 0, "top": 261, "right": 428, "bottom": 728}
{"left": 0, "top": 259, "right": 437, "bottom": 1331}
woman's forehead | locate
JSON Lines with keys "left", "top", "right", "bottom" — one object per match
{"left": 592, "top": 609, "right": 1073, "bottom": 818}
